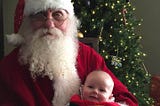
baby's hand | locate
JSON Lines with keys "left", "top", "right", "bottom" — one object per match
{"left": 108, "top": 96, "right": 115, "bottom": 102}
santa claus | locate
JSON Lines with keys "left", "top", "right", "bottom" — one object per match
{"left": 0, "top": 0, "right": 138, "bottom": 106}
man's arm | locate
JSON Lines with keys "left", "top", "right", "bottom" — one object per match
{"left": 78, "top": 42, "right": 138, "bottom": 106}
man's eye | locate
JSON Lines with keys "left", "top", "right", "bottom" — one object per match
{"left": 53, "top": 12, "right": 63, "bottom": 19}
{"left": 36, "top": 11, "right": 46, "bottom": 16}
{"left": 31, "top": 11, "right": 46, "bottom": 19}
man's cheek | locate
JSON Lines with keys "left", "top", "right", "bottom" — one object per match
{"left": 31, "top": 21, "right": 44, "bottom": 30}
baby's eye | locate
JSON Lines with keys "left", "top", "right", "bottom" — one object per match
{"left": 99, "top": 89, "right": 106, "bottom": 92}
{"left": 87, "top": 85, "right": 94, "bottom": 89}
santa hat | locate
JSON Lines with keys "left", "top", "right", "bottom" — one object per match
{"left": 14, "top": 0, "right": 74, "bottom": 33}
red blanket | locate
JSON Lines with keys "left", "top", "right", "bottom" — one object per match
{"left": 70, "top": 94, "right": 120, "bottom": 106}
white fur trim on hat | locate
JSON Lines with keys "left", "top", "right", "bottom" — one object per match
{"left": 6, "top": 33, "right": 24, "bottom": 46}
{"left": 24, "top": 0, "right": 74, "bottom": 16}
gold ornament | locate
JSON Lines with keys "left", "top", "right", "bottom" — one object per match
{"left": 77, "top": 32, "right": 84, "bottom": 38}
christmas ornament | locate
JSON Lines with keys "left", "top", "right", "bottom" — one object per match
{"left": 77, "top": 32, "right": 84, "bottom": 38}
{"left": 111, "top": 56, "right": 122, "bottom": 67}
{"left": 122, "top": 8, "right": 127, "bottom": 25}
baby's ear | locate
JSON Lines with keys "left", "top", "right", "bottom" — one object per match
{"left": 79, "top": 85, "right": 84, "bottom": 93}
{"left": 79, "top": 85, "right": 84, "bottom": 99}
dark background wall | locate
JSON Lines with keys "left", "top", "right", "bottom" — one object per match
{"left": 0, "top": 0, "right": 4, "bottom": 59}
{"left": 3, "top": 0, "right": 17, "bottom": 56}
{"left": 132, "top": 0, "right": 160, "bottom": 75}
{"left": 3, "top": 0, "right": 160, "bottom": 75}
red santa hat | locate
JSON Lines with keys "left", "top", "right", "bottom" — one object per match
{"left": 14, "top": 0, "right": 74, "bottom": 33}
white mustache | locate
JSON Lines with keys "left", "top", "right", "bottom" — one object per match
{"left": 42, "top": 29, "right": 48, "bottom": 35}
{"left": 42, "top": 29, "right": 54, "bottom": 35}
{"left": 41, "top": 28, "right": 64, "bottom": 38}
{"left": 42, "top": 28, "right": 61, "bottom": 34}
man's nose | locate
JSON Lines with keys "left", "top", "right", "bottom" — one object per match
{"left": 45, "top": 10, "right": 55, "bottom": 28}
{"left": 45, "top": 20, "right": 55, "bottom": 28}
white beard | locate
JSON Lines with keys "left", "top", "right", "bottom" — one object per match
{"left": 18, "top": 18, "right": 81, "bottom": 106}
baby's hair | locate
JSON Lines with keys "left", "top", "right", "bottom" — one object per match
{"left": 86, "top": 69, "right": 114, "bottom": 90}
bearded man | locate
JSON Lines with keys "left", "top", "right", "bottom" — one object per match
{"left": 0, "top": 0, "right": 138, "bottom": 106}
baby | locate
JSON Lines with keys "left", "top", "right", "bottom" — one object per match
{"left": 70, "top": 70, "right": 120, "bottom": 106}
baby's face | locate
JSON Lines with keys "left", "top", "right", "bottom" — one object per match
{"left": 82, "top": 73, "right": 113, "bottom": 102}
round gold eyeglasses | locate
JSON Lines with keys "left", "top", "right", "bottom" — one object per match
{"left": 30, "top": 9, "right": 69, "bottom": 26}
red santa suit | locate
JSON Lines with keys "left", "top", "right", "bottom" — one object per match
{"left": 70, "top": 94, "right": 120, "bottom": 106}
{"left": 0, "top": 42, "right": 138, "bottom": 106}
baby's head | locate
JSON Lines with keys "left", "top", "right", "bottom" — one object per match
{"left": 81, "top": 70, "right": 114, "bottom": 102}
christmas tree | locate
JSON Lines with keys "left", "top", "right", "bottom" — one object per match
{"left": 72, "top": 0, "right": 154, "bottom": 105}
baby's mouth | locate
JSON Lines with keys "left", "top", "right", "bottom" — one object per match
{"left": 89, "top": 96, "right": 99, "bottom": 102}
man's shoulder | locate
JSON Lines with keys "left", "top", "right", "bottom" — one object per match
{"left": 0, "top": 47, "right": 20, "bottom": 69}
{"left": 78, "top": 42, "right": 96, "bottom": 53}
{"left": 78, "top": 42, "right": 101, "bottom": 57}
{"left": 78, "top": 41, "right": 91, "bottom": 50}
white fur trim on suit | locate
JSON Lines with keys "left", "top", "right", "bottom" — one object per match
{"left": 24, "top": 0, "right": 74, "bottom": 16}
